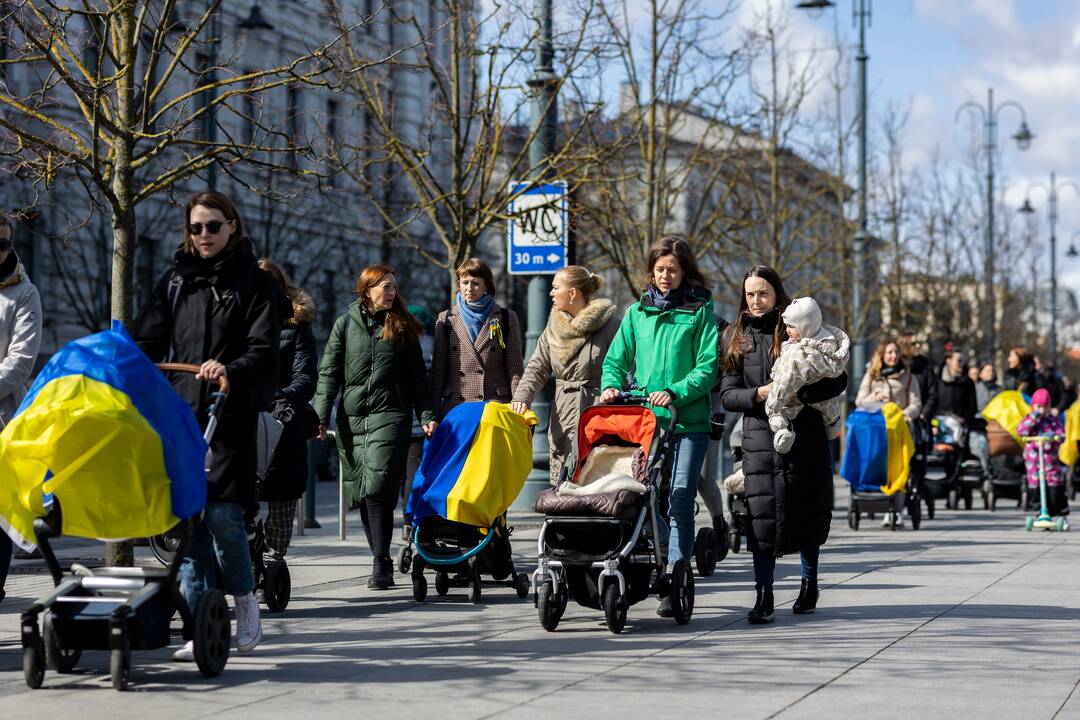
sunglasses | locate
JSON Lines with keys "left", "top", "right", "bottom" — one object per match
{"left": 188, "top": 220, "right": 226, "bottom": 236}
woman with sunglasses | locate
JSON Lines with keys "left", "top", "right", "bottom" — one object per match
{"left": 137, "top": 191, "right": 279, "bottom": 660}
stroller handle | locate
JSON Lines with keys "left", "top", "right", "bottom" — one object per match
{"left": 1019, "top": 435, "right": 1064, "bottom": 443}
{"left": 611, "top": 392, "right": 679, "bottom": 433}
{"left": 156, "top": 362, "right": 231, "bottom": 395}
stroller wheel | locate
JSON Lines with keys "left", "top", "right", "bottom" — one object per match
{"left": 963, "top": 487, "right": 973, "bottom": 511}
{"left": 602, "top": 582, "right": 628, "bottom": 634}
{"left": 694, "top": 527, "right": 718, "bottom": 578}
{"left": 263, "top": 560, "right": 291, "bottom": 613}
{"left": 23, "top": 636, "right": 44, "bottom": 690}
{"left": 43, "top": 612, "right": 80, "bottom": 673}
{"left": 926, "top": 497, "right": 936, "bottom": 520}
{"left": 467, "top": 561, "right": 482, "bottom": 604}
{"left": 847, "top": 506, "right": 860, "bottom": 531}
{"left": 909, "top": 496, "right": 923, "bottom": 531}
{"left": 715, "top": 516, "right": 731, "bottom": 562}
{"left": 730, "top": 529, "right": 741, "bottom": 554}
{"left": 397, "top": 545, "right": 412, "bottom": 575}
{"left": 412, "top": 575, "right": 429, "bottom": 602}
{"left": 193, "top": 589, "right": 231, "bottom": 678}
{"left": 668, "top": 560, "right": 694, "bottom": 625}
{"left": 435, "top": 571, "right": 450, "bottom": 597}
{"left": 988, "top": 491, "right": 997, "bottom": 512}
{"left": 110, "top": 641, "right": 131, "bottom": 691}
{"left": 514, "top": 572, "right": 530, "bottom": 600}
{"left": 149, "top": 532, "right": 180, "bottom": 566}
{"left": 537, "top": 580, "right": 566, "bottom": 632}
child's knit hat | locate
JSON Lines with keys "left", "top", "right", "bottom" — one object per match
{"left": 782, "top": 297, "right": 822, "bottom": 339}
{"left": 1031, "top": 388, "right": 1051, "bottom": 407}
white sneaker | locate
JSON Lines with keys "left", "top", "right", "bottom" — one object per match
{"left": 880, "top": 513, "right": 905, "bottom": 528}
{"left": 172, "top": 640, "right": 194, "bottom": 662}
{"left": 234, "top": 592, "right": 262, "bottom": 653}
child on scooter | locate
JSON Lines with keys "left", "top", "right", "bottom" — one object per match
{"left": 1016, "top": 388, "right": 1070, "bottom": 517}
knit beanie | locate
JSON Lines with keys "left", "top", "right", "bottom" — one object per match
{"left": 1031, "top": 388, "right": 1051, "bottom": 407}
{"left": 781, "top": 297, "right": 822, "bottom": 339}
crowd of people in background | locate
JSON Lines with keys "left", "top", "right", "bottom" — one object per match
{"left": 0, "top": 188, "right": 1077, "bottom": 648}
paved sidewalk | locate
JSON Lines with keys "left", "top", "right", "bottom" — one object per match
{"left": 0, "top": 483, "right": 1078, "bottom": 719}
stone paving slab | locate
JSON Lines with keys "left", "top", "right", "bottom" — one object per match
{"left": 0, "top": 486, "right": 1077, "bottom": 719}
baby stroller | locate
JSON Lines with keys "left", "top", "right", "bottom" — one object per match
{"left": 841, "top": 405, "right": 921, "bottom": 531}
{"left": 0, "top": 345, "right": 232, "bottom": 690}
{"left": 150, "top": 510, "right": 291, "bottom": 613}
{"left": 532, "top": 396, "right": 691, "bottom": 634}
{"left": 922, "top": 414, "right": 967, "bottom": 516}
{"left": 983, "top": 390, "right": 1035, "bottom": 511}
{"left": 406, "top": 401, "right": 534, "bottom": 603}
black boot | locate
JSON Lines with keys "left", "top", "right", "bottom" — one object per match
{"left": 368, "top": 555, "right": 391, "bottom": 590}
{"left": 792, "top": 577, "right": 819, "bottom": 614}
{"left": 382, "top": 554, "right": 396, "bottom": 588}
{"left": 748, "top": 586, "right": 774, "bottom": 625}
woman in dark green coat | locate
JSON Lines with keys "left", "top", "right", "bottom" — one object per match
{"left": 315, "top": 264, "right": 437, "bottom": 590}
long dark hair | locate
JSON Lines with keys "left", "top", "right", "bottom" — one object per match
{"left": 639, "top": 236, "right": 709, "bottom": 292}
{"left": 721, "top": 265, "right": 792, "bottom": 372}
{"left": 355, "top": 264, "right": 422, "bottom": 343}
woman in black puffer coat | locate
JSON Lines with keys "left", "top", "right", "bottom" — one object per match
{"left": 719, "top": 266, "right": 847, "bottom": 625}
{"left": 136, "top": 191, "right": 278, "bottom": 657}
{"left": 258, "top": 259, "right": 318, "bottom": 558}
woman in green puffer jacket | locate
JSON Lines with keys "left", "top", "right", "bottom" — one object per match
{"left": 600, "top": 236, "right": 719, "bottom": 617}
{"left": 315, "top": 264, "right": 437, "bottom": 590}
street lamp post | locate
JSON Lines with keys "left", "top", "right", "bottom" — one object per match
{"left": 796, "top": 0, "right": 870, "bottom": 392}
{"left": 522, "top": 0, "right": 558, "bottom": 494}
{"left": 954, "top": 88, "right": 1034, "bottom": 361}
{"left": 1019, "top": 171, "right": 1079, "bottom": 369}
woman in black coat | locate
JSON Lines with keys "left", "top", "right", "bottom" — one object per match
{"left": 258, "top": 259, "right": 318, "bottom": 558}
{"left": 718, "top": 266, "right": 847, "bottom": 624}
{"left": 136, "top": 191, "right": 278, "bottom": 658}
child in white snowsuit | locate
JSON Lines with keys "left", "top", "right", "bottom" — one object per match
{"left": 766, "top": 297, "right": 850, "bottom": 454}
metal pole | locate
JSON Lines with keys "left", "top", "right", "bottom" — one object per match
{"left": 304, "top": 438, "right": 319, "bottom": 527}
{"left": 516, "top": 0, "right": 559, "bottom": 505}
{"left": 1050, "top": 171, "right": 1058, "bottom": 369}
{"left": 851, "top": 0, "right": 868, "bottom": 390}
{"left": 985, "top": 87, "right": 996, "bottom": 361}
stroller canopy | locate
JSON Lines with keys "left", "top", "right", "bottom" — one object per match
{"left": 407, "top": 402, "right": 537, "bottom": 528}
{"left": 572, "top": 404, "right": 658, "bottom": 482}
{"left": 841, "top": 403, "right": 913, "bottom": 495}
{"left": 982, "top": 390, "right": 1030, "bottom": 443}
{"left": 0, "top": 322, "right": 207, "bottom": 549}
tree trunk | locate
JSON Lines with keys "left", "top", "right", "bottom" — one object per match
{"left": 106, "top": 5, "right": 138, "bottom": 568}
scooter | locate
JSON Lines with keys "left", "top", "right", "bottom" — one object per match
{"left": 1020, "top": 435, "right": 1070, "bottom": 532}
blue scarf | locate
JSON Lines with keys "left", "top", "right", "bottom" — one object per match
{"left": 647, "top": 283, "right": 685, "bottom": 311}
{"left": 456, "top": 292, "right": 494, "bottom": 342}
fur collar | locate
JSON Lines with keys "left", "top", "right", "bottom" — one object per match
{"left": 546, "top": 297, "right": 616, "bottom": 367}
{"left": 288, "top": 288, "right": 315, "bottom": 327}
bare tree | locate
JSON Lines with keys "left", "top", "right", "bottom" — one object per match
{"left": 0, "top": 0, "right": 345, "bottom": 565}
{"left": 322, "top": 0, "right": 613, "bottom": 296}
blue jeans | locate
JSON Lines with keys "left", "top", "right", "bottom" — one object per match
{"left": 752, "top": 545, "right": 821, "bottom": 589}
{"left": 658, "top": 432, "right": 709, "bottom": 565}
{"left": 179, "top": 502, "right": 255, "bottom": 610}
{"left": 0, "top": 530, "right": 10, "bottom": 594}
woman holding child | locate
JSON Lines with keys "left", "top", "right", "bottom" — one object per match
{"left": 718, "top": 266, "right": 848, "bottom": 624}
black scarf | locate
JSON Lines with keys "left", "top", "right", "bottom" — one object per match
{"left": 881, "top": 359, "right": 906, "bottom": 378}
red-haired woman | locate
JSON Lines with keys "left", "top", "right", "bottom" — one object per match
{"left": 137, "top": 191, "right": 278, "bottom": 659}
{"left": 314, "top": 265, "right": 437, "bottom": 590}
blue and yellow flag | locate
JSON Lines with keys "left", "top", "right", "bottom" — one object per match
{"left": 841, "top": 403, "right": 914, "bottom": 495}
{"left": 0, "top": 322, "right": 207, "bottom": 549}
{"left": 407, "top": 402, "right": 537, "bottom": 528}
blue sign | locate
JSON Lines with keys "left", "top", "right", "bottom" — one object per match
{"left": 507, "top": 181, "right": 568, "bottom": 275}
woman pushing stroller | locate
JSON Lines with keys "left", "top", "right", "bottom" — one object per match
{"left": 599, "top": 237, "right": 719, "bottom": 618}
{"left": 136, "top": 191, "right": 279, "bottom": 658}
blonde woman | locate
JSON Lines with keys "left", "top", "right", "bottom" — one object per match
{"left": 511, "top": 266, "right": 619, "bottom": 483}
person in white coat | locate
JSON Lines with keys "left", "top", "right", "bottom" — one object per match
{"left": 0, "top": 215, "right": 43, "bottom": 604}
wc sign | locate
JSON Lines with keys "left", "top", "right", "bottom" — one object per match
{"left": 506, "top": 181, "right": 568, "bottom": 275}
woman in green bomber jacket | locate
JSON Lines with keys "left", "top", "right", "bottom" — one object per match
{"left": 600, "top": 236, "right": 719, "bottom": 617}
{"left": 315, "top": 264, "right": 437, "bottom": 590}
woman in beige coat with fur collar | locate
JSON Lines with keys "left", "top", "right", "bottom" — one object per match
{"left": 512, "top": 266, "right": 620, "bottom": 484}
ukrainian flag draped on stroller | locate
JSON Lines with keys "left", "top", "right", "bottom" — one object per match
{"left": 841, "top": 402, "right": 917, "bottom": 530}
{"left": 0, "top": 323, "right": 232, "bottom": 689}
{"left": 405, "top": 401, "right": 536, "bottom": 602}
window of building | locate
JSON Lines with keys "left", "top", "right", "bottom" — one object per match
{"left": 242, "top": 68, "right": 256, "bottom": 144}
{"left": 326, "top": 97, "right": 339, "bottom": 186}
{"left": 194, "top": 52, "right": 210, "bottom": 140}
